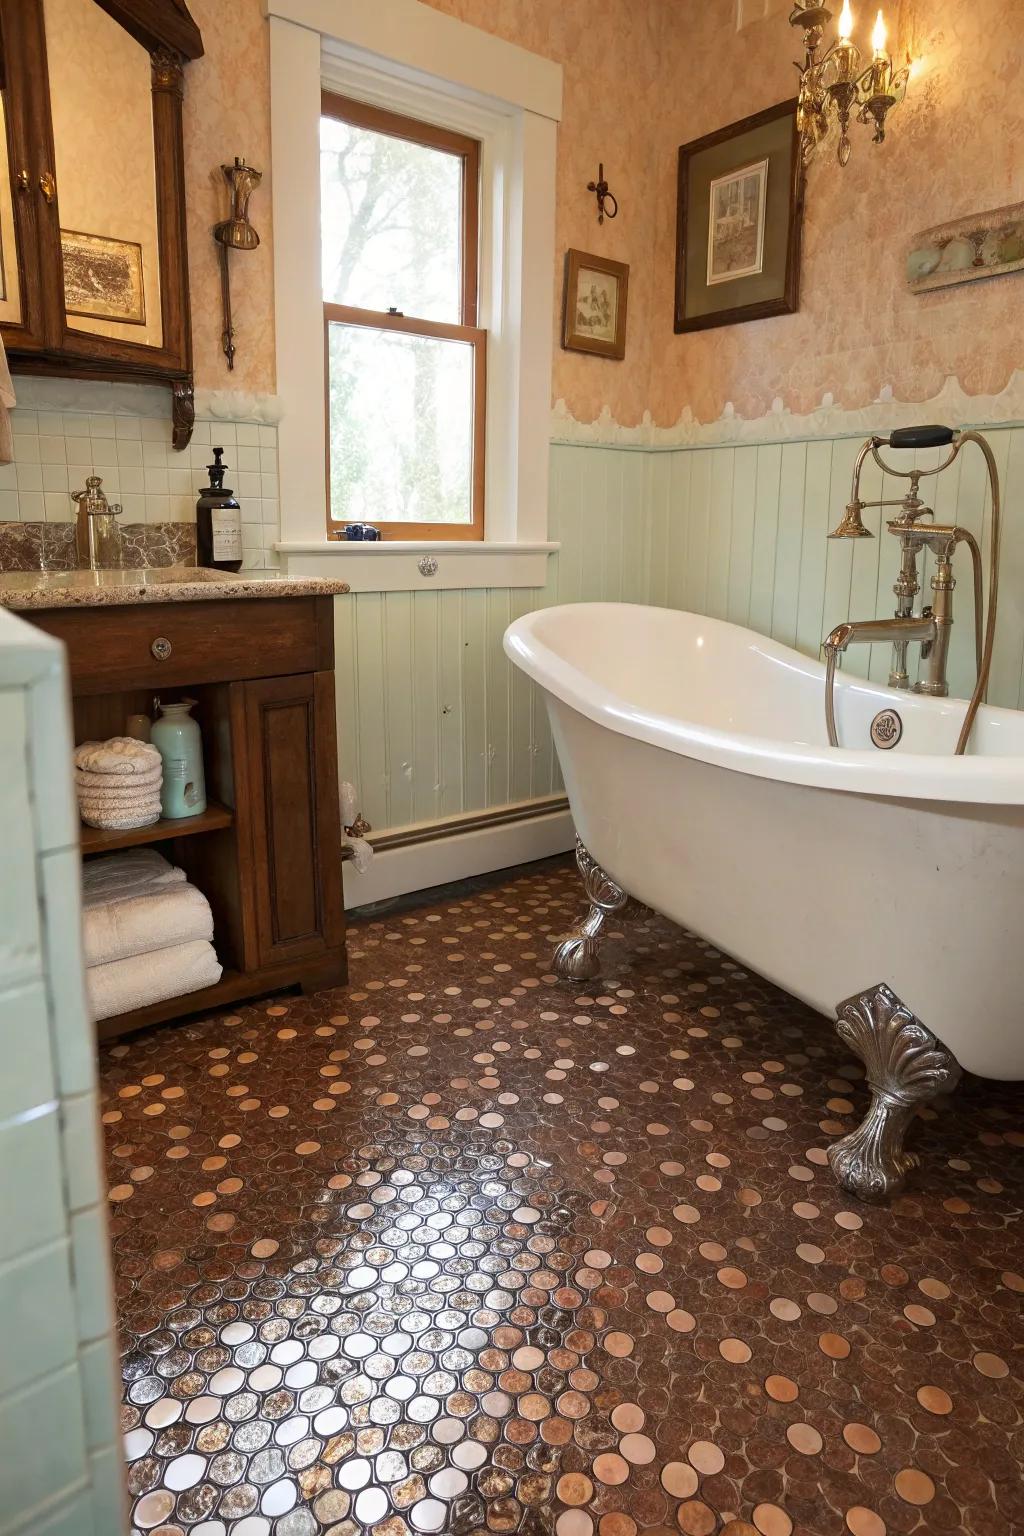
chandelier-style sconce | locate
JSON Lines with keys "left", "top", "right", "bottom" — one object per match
{"left": 789, "top": 1, "right": 910, "bottom": 166}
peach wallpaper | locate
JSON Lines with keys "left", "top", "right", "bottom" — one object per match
{"left": 183, "top": 0, "right": 275, "bottom": 395}
{"left": 420, "top": 0, "right": 662, "bottom": 426}
{"left": 178, "top": 0, "right": 1024, "bottom": 424}
{"left": 648, "top": 0, "right": 1024, "bottom": 424}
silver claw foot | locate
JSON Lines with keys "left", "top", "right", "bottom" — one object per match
{"left": 553, "top": 838, "right": 633, "bottom": 982}
{"left": 827, "top": 982, "right": 962, "bottom": 1202}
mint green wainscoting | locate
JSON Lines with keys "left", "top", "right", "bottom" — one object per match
{"left": 336, "top": 427, "right": 1024, "bottom": 837}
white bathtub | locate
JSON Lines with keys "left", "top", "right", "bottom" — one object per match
{"left": 505, "top": 603, "right": 1024, "bottom": 1083}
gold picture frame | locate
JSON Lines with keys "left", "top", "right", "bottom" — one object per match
{"left": 562, "top": 248, "right": 629, "bottom": 361}
{"left": 61, "top": 229, "right": 146, "bottom": 326}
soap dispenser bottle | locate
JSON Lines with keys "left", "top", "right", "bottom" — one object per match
{"left": 196, "top": 447, "right": 243, "bottom": 571}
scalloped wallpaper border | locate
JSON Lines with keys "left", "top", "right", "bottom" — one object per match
{"left": 11, "top": 369, "right": 1024, "bottom": 447}
{"left": 9, "top": 374, "right": 283, "bottom": 425}
{"left": 551, "top": 372, "right": 1024, "bottom": 450}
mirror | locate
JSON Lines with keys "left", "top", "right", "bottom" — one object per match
{"left": 44, "top": 0, "right": 162, "bottom": 348}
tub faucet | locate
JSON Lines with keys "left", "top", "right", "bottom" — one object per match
{"left": 821, "top": 425, "right": 999, "bottom": 754}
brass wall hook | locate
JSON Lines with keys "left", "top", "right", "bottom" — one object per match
{"left": 587, "top": 163, "right": 618, "bottom": 224}
{"left": 212, "top": 157, "right": 262, "bottom": 371}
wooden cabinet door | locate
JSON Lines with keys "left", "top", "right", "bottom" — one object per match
{"left": 239, "top": 672, "right": 345, "bottom": 971}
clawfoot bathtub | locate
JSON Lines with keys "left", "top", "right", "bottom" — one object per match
{"left": 504, "top": 603, "right": 1024, "bottom": 1200}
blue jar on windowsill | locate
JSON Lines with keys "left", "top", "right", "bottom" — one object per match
{"left": 152, "top": 698, "right": 207, "bottom": 819}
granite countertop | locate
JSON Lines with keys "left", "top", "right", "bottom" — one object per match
{"left": 0, "top": 567, "right": 350, "bottom": 611}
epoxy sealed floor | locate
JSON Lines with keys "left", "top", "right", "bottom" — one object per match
{"left": 101, "top": 857, "right": 1024, "bottom": 1536}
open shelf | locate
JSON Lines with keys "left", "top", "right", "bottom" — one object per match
{"left": 79, "top": 800, "right": 233, "bottom": 855}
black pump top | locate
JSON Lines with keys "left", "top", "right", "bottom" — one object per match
{"left": 203, "top": 447, "right": 234, "bottom": 496}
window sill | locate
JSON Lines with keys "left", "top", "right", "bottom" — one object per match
{"left": 274, "top": 539, "right": 558, "bottom": 591}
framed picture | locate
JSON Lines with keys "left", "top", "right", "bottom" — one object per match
{"left": 675, "top": 99, "right": 803, "bottom": 333}
{"left": 562, "top": 249, "right": 629, "bottom": 360}
{"left": 61, "top": 229, "right": 146, "bottom": 326}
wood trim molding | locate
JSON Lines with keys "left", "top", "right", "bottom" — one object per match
{"left": 369, "top": 795, "right": 569, "bottom": 853}
{"left": 343, "top": 796, "right": 575, "bottom": 910}
{"left": 93, "top": 0, "right": 203, "bottom": 60}
{"left": 267, "top": 0, "right": 562, "bottom": 122}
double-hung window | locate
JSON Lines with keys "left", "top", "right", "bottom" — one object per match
{"left": 320, "top": 92, "right": 485, "bottom": 540}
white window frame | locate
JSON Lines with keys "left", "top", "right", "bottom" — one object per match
{"left": 266, "top": 0, "right": 562, "bottom": 590}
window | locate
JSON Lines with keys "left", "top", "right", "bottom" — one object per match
{"left": 320, "top": 92, "right": 485, "bottom": 540}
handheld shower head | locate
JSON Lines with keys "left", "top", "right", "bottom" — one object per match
{"left": 829, "top": 501, "right": 874, "bottom": 539}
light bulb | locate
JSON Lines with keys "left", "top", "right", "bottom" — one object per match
{"left": 871, "top": 9, "right": 888, "bottom": 55}
{"left": 838, "top": 0, "right": 854, "bottom": 41}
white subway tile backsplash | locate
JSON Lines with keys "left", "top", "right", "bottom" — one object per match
{"left": 38, "top": 436, "right": 67, "bottom": 464}
{"left": 16, "top": 462, "right": 42, "bottom": 492}
{"left": 42, "top": 465, "right": 69, "bottom": 495}
{"left": 1, "top": 397, "right": 282, "bottom": 572}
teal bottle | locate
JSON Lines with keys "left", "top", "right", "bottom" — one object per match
{"left": 151, "top": 698, "right": 207, "bottom": 819}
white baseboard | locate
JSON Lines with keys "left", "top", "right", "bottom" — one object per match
{"left": 343, "top": 804, "right": 576, "bottom": 909}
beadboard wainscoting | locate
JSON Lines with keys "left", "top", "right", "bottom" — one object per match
{"left": 646, "top": 424, "right": 1024, "bottom": 709}
{"left": 334, "top": 444, "right": 651, "bottom": 838}
{"left": 339, "top": 424, "right": 1024, "bottom": 874}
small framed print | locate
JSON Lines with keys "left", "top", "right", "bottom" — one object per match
{"left": 675, "top": 100, "right": 803, "bottom": 333}
{"left": 61, "top": 229, "right": 146, "bottom": 326}
{"left": 562, "top": 248, "right": 629, "bottom": 360}
{"left": 707, "top": 158, "right": 769, "bottom": 286}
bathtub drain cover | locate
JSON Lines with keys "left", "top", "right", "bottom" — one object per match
{"left": 870, "top": 708, "right": 902, "bottom": 749}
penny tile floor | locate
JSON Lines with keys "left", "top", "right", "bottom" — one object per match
{"left": 100, "top": 857, "right": 1024, "bottom": 1536}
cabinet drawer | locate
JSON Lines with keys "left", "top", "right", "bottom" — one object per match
{"left": 27, "top": 598, "right": 325, "bottom": 694}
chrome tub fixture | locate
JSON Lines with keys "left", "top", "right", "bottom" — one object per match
{"left": 822, "top": 424, "right": 1000, "bottom": 757}
{"left": 790, "top": 1, "right": 909, "bottom": 165}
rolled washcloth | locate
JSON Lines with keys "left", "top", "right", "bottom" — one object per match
{"left": 87, "top": 938, "right": 222, "bottom": 1019}
{"left": 74, "top": 738, "right": 162, "bottom": 777}
{"left": 76, "top": 765, "right": 162, "bottom": 793}
{"left": 79, "top": 801, "right": 162, "bottom": 831}
{"left": 75, "top": 780, "right": 161, "bottom": 804}
{"left": 81, "top": 849, "right": 213, "bottom": 968}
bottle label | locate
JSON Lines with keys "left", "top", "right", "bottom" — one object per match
{"left": 211, "top": 508, "right": 242, "bottom": 560}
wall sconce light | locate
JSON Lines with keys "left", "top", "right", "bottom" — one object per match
{"left": 790, "top": 3, "right": 910, "bottom": 166}
{"left": 587, "top": 164, "right": 618, "bottom": 224}
{"left": 212, "top": 157, "right": 262, "bottom": 371}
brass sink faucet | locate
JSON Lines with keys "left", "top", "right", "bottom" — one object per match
{"left": 822, "top": 426, "right": 1002, "bottom": 755}
{"left": 71, "top": 475, "right": 123, "bottom": 570}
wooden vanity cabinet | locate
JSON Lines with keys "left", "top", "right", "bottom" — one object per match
{"left": 23, "top": 593, "right": 347, "bottom": 1039}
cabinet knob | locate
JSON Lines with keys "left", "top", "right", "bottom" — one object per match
{"left": 16, "top": 170, "right": 30, "bottom": 193}
{"left": 38, "top": 171, "right": 56, "bottom": 203}
{"left": 151, "top": 636, "right": 173, "bottom": 661}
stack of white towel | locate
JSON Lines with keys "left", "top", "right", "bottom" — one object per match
{"left": 76, "top": 737, "right": 163, "bottom": 830}
{"left": 82, "top": 848, "right": 222, "bottom": 1018}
